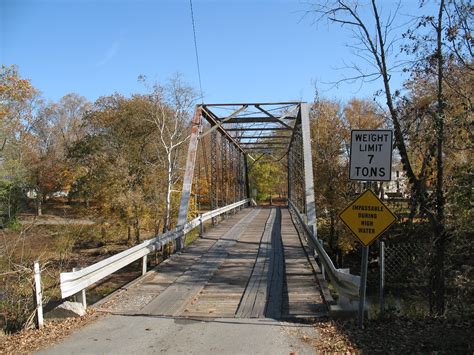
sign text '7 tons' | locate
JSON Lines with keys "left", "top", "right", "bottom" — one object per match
{"left": 349, "top": 130, "right": 393, "bottom": 181}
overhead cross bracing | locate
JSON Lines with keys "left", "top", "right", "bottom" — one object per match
{"left": 199, "top": 102, "right": 300, "bottom": 156}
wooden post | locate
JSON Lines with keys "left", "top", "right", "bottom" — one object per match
{"left": 358, "top": 246, "right": 369, "bottom": 328}
{"left": 142, "top": 255, "right": 148, "bottom": 275}
{"left": 318, "top": 245, "right": 326, "bottom": 280}
{"left": 33, "top": 261, "right": 43, "bottom": 329}
{"left": 199, "top": 214, "right": 204, "bottom": 238}
{"left": 73, "top": 267, "right": 87, "bottom": 310}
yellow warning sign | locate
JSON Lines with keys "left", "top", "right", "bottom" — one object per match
{"left": 339, "top": 189, "right": 397, "bottom": 246}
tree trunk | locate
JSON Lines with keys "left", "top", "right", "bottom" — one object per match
{"left": 154, "top": 219, "right": 162, "bottom": 236}
{"left": 431, "top": 0, "right": 446, "bottom": 316}
{"left": 101, "top": 225, "right": 106, "bottom": 241}
{"left": 164, "top": 152, "right": 173, "bottom": 232}
{"left": 329, "top": 214, "right": 335, "bottom": 246}
{"left": 134, "top": 217, "right": 141, "bottom": 244}
{"left": 36, "top": 195, "right": 42, "bottom": 216}
{"left": 329, "top": 213, "right": 339, "bottom": 266}
{"left": 336, "top": 249, "right": 343, "bottom": 269}
{"left": 7, "top": 185, "right": 12, "bottom": 219}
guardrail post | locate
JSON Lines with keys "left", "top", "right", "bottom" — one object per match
{"left": 199, "top": 214, "right": 204, "bottom": 237}
{"left": 142, "top": 255, "right": 148, "bottom": 275}
{"left": 316, "top": 248, "right": 326, "bottom": 280}
{"left": 33, "top": 261, "right": 43, "bottom": 329}
{"left": 73, "top": 267, "right": 87, "bottom": 310}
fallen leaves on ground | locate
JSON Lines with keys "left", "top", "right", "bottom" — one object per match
{"left": 311, "top": 316, "right": 473, "bottom": 353}
{"left": 0, "top": 310, "right": 101, "bottom": 354}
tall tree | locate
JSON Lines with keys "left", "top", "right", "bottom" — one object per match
{"left": 71, "top": 94, "right": 156, "bottom": 243}
{"left": 0, "top": 65, "right": 38, "bottom": 220}
{"left": 141, "top": 75, "right": 196, "bottom": 231}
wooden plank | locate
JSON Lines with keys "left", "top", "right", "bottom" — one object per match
{"left": 235, "top": 209, "right": 275, "bottom": 318}
{"left": 234, "top": 207, "right": 284, "bottom": 319}
{"left": 184, "top": 210, "right": 269, "bottom": 317}
{"left": 142, "top": 208, "right": 262, "bottom": 316}
{"left": 265, "top": 207, "right": 284, "bottom": 319}
{"left": 100, "top": 206, "right": 328, "bottom": 319}
{"left": 280, "top": 208, "right": 326, "bottom": 318}
{"left": 98, "top": 209, "right": 255, "bottom": 314}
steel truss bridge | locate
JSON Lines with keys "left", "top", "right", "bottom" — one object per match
{"left": 59, "top": 102, "right": 361, "bottom": 323}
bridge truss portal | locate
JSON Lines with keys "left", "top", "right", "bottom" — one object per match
{"left": 176, "top": 102, "right": 317, "bottom": 249}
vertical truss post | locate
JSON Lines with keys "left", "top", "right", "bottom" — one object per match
{"left": 244, "top": 153, "right": 250, "bottom": 200}
{"left": 234, "top": 148, "right": 238, "bottom": 204}
{"left": 176, "top": 106, "right": 202, "bottom": 250}
{"left": 288, "top": 147, "right": 293, "bottom": 202}
{"left": 290, "top": 141, "right": 294, "bottom": 204}
{"left": 232, "top": 146, "right": 236, "bottom": 204}
{"left": 227, "top": 140, "right": 231, "bottom": 204}
{"left": 289, "top": 125, "right": 304, "bottom": 213}
{"left": 236, "top": 151, "right": 241, "bottom": 204}
{"left": 211, "top": 130, "right": 218, "bottom": 211}
{"left": 300, "top": 103, "right": 317, "bottom": 235}
{"left": 210, "top": 130, "right": 219, "bottom": 224}
{"left": 297, "top": 129, "right": 304, "bottom": 212}
{"left": 240, "top": 152, "right": 245, "bottom": 201}
{"left": 221, "top": 138, "right": 228, "bottom": 208}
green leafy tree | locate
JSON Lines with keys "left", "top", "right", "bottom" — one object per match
{"left": 0, "top": 65, "right": 37, "bottom": 221}
{"left": 249, "top": 159, "right": 286, "bottom": 201}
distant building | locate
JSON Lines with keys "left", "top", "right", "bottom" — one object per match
{"left": 383, "top": 167, "right": 409, "bottom": 199}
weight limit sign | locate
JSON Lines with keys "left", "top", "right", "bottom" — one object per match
{"left": 349, "top": 130, "right": 393, "bottom": 182}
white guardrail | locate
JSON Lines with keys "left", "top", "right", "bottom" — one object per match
{"left": 288, "top": 200, "right": 360, "bottom": 308}
{"left": 60, "top": 199, "right": 250, "bottom": 299}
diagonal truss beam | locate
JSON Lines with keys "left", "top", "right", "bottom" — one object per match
{"left": 200, "top": 105, "right": 248, "bottom": 139}
{"left": 200, "top": 106, "right": 246, "bottom": 153}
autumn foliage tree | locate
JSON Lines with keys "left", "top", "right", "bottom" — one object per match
{"left": 310, "top": 96, "right": 387, "bottom": 266}
{"left": 0, "top": 65, "right": 37, "bottom": 221}
{"left": 308, "top": 0, "right": 472, "bottom": 315}
{"left": 69, "top": 77, "right": 195, "bottom": 243}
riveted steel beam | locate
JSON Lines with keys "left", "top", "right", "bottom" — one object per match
{"left": 226, "top": 127, "right": 292, "bottom": 131}
{"left": 220, "top": 117, "right": 295, "bottom": 124}
{"left": 176, "top": 106, "right": 202, "bottom": 250}
{"left": 203, "top": 101, "right": 302, "bottom": 106}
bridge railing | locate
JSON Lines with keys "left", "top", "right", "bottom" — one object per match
{"left": 288, "top": 200, "right": 360, "bottom": 309}
{"left": 60, "top": 199, "right": 250, "bottom": 299}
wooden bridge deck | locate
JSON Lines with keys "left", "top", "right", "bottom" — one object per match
{"left": 98, "top": 207, "right": 326, "bottom": 319}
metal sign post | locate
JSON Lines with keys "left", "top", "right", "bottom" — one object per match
{"left": 342, "top": 129, "right": 395, "bottom": 328}
{"left": 358, "top": 246, "right": 369, "bottom": 328}
{"left": 340, "top": 189, "right": 396, "bottom": 328}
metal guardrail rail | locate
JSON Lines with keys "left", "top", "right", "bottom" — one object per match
{"left": 288, "top": 200, "right": 360, "bottom": 308}
{"left": 60, "top": 199, "right": 250, "bottom": 299}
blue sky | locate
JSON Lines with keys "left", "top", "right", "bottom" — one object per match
{"left": 1, "top": 0, "right": 429, "bottom": 104}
